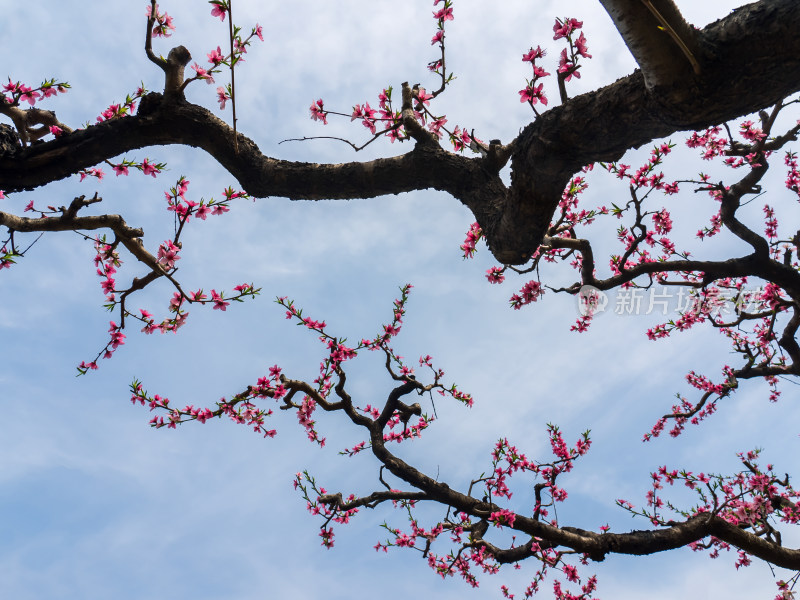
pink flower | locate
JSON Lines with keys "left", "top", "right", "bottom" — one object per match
{"left": 141, "top": 159, "right": 159, "bottom": 177}
{"left": 210, "top": 289, "right": 229, "bottom": 311}
{"left": 558, "top": 48, "right": 580, "bottom": 81}
{"left": 176, "top": 177, "right": 189, "bottom": 198}
{"left": 522, "top": 46, "right": 545, "bottom": 63}
{"left": 309, "top": 99, "right": 327, "bottom": 124}
{"left": 113, "top": 164, "right": 129, "bottom": 176}
{"left": 254, "top": 24, "right": 264, "bottom": 41}
{"left": 575, "top": 31, "right": 592, "bottom": 58}
{"left": 79, "top": 167, "right": 104, "bottom": 181}
{"left": 431, "top": 30, "right": 444, "bottom": 45}
{"left": 486, "top": 266, "right": 505, "bottom": 283}
{"left": 107, "top": 321, "right": 126, "bottom": 350}
{"left": 157, "top": 240, "right": 181, "bottom": 270}
{"left": 553, "top": 17, "right": 582, "bottom": 40}
{"left": 210, "top": 2, "right": 227, "bottom": 21}
{"left": 519, "top": 83, "right": 547, "bottom": 106}
{"left": 489, "top": 509, "right": 516, "bottom": 528}
{"left": 207, "top": 46, "right": 224, "bottom": 66}
{"left": 428, "top": 116, "right": 447, "bottom": 138}
{"left": 433, "top": 6, "right": 454, "bottom": 21}
{"left": 416, "top": 88, "right": 433, "bottom": 106}
{"left": 191, "top": 63, "right": 215, "bottom": 84}
{"left": 562, "top": 564, "right": 579, "bottom": 583}
{"left": 18, "top": 84, "right": 38, "bottom": 105}
{"left": 195, "top": 204, "right": 210, "bottom": 220}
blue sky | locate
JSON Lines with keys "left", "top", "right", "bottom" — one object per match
{"left": 2, "top": 1, "right": 799, "bottom": 598}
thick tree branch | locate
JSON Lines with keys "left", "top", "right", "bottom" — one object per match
{"left": 366, "top": 412, "right": 800, "bottom": 568}
{"left": 1, "top": 1, "right": 799, "bottom": 267}
{"left": 599, "top": 0, "right": 702, "bottom": 86}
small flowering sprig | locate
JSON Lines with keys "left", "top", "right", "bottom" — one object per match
{"left": 145, "top": 2, "right": 175, "bottom": 38}
{"left": 552, "top": 18, "right": 592, "bottom": 102}
{"left": 461, "top": 221, "right": 483, "bottom": 258}
{"left": 78, "top": 167, "right": 105, "bottom": 182}
{"left": 0, "top": 244, "right": 18, "bottom": 271}
{"left": 208, "top": 3, "right": 265, "bottom": 152}
{"left": 163, "top": 177, "right": 244, "bottom": 233}
{"left": 104, "top": 155, "right": 164, "bottom": 178}
{"left": 95, "top": 85, "right": 147, "bottom": 122}
{"left": 85, "top": 156, "right": 165, "bottom": 182}
{"left": 305, "top": 83, "right": 484, "bottom": 154}
{"left": 130, "top": 375, "right": 277, "bottom": 437}
{"left": 519, "top": 45, "right": 550, "bottom": 115}
{"left": 302, "top": 87, "right": 408, "bottom": 150}
{"left": 785, "top": 151, "right": 800, "bottom": 199}
{"left": 77, "top": 321, "right": 126, "bottom": 374}
{"left": 294, "top": 471, "right": 360, "bottom": 548}
{"left": 429, "top": 0, "right": 455, "bottom": 92}
{"left": 93, "top": 234, "right": 122, "bottom": 303}
{"left": 192, "top": 0, "right": 265, "bottom": 156}
{"left": 1, "top": 77, "right": 69, "bottom": 107}
{"left": 617, "top": 450, "right": 800, "bottom": 572}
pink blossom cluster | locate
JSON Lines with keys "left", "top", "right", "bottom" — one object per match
{"left": 96, "top": 85, "right": 146, "bottom": 122}
{"left": 553, "top": 18, "right": 591, "bottom": 82}
{"left": 509, "top": 280, "right": 543, "bottom": 310}
{"left": 1, "top": 78, "right": 68, "bottom": 107}
{"left": 0, "top": 244, "right": 15, "bottom": 270}
{"left": 687, "top": 125, "right": 728, "bottom": 160}
{"left": 784, "top": 149, "right": 800, "bottom": 203}
{"left": 519, "top": 45, "right": 549, "bottom": 107}
{"left": 518, "top": 17, "right": 591, "bottom": 113}
{"left": 460, "top": 222, "right": 482, "bottom": 258}
{"left": 145, "top": 2, "right": 175, "bottom": 37}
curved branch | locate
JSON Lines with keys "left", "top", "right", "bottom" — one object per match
{"left": 367, "top": 423, "right": 800, "bottom": 568}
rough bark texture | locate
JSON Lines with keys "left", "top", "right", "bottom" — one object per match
{"left": 1, "top": 0, "right": 799, "bottom": 266}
